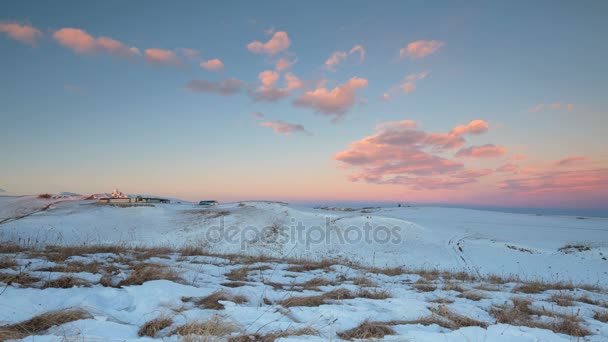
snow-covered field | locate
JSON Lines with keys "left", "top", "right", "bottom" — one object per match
{"left": 1, "top": 195, "right": 607, "bottom": 341}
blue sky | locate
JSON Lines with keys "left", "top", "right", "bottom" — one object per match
{"left": 1, "top": 1, "right": 607, "bottom": 208}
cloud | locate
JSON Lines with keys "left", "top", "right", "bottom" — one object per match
{"left": 556, "top": 155, "right": 587, "bottom": 166}
{"left": 400, "top": 40, "right": 444, "bottom": 59}
{"left": 349, "top": 45, "right": 365, "bottom": 62}
{"left": 496, "top": 164, "right": 518, "bottom": 172}
{"left": 251, "top": 70, "right": 302, "bottom": 102}
{"left": 186, "top": 78, "right": 244, "bottom": 96}
{"left": 528, "top": 102, "right": 574, "bottom": 113}
{"left": 512, "top": 154, "right": 527, "bottom": 161}
{"left": 380, "top": 93, "right": 391, "bottom": 101}
{"left": 144, "top": 48, "right": 182, "bottom": 66}
{"left": 200, "top": 58, "right": 224, "bottom": 71}
{"left": 324, "top": 45, "right": 366, "bottom": 71}
{"left": 0, "top": 22, "right": 42, "bottom": 46}
{"left": 64, "top": 84, "right": 86, "bottom": 95}
{"left": 53, "top": 28, "right": 139, "bottom": 58}
{"left": 334, "top": 119, "right": 500, "bottom": 190}
{"left": 450, "top": 119, "right": 489, "bottom": 135}
{"left": 0, "top": 188, "right": 6, "bottom": 193}
{"left": 324, "top": 51, "right": 347, "bottom": 70}
{"left": 399, "top": 71, "right": 429, "bottom": 94}
{"left": 251, "top": 112, "right": 264, "bottom": 119}
{"left": 498, "top": 168, "right": 608, "bottom": 194}
{"left": 455, "top": 144, "right": 507, "bottom": 158}
{"left": 261, "top": 120, "right": 310, "bottom": 136}
{"left": 177, "top": 48, "right": 200, "bottom": 60}
{"left": 275, "top": 57, "right": 295, "bottom": 71}
{"left": 247, "top": 31, "right": 290, "bottom": 55}
{"left": 293, "top": 77, "right": 368, "bottom": 121}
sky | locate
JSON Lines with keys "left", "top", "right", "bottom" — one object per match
{"left": 1, "top": 1, "right": 607, "bottom": 209}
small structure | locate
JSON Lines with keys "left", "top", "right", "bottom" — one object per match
{"left": 98, "top": 189, "right": 169, "bottom": 204}
{"left": 198, "top": 200, "right": 218, "bottom": 206}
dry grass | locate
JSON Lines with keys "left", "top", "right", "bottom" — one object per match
{"left": 42, "top": 276, "right": 90, "bottom": 289}
{"left": 356, "top": 288, "right": 391, "bottom": 300}
{"left": 550, "top": 292, "right": 575, "bottom": 307}
{"left": 300, "top": 277, "right": 337, "bottom": 291}
{"left": 119, "top": 263, "right": 183, "bottom": 286}
{"left": 338, "top": 321, "right": 395, "bottom": 340}
{"left": 36, "top": 260, "right": 102, "bottom": 274}
{"left": 285, "top": 259, "right": 333, "bottom": 273}
{"left": 171, "top": 315, "right": 238, "bottom": 337}
{"left": 366, "top": 266, "right": 405, "bottom": 276}
{"left": 513, "top": 280, "right": 574, "bottom": 294}
{"left": 430, "top": 305, "right": 488, "bottom": 328}
{"left": 190, "top": 290, "right": 248, "bottom": 310}
{"left": 457, "top": 291, "right": 487, "bottom": 301}
{"left": 0, "top": 243, "right": 25, "bottom": 254}
{"left": 490, "top": 297, "right": 590, "bottom": 336}
{"left": 473, "top": 284, "right": 501, "bottom": 292}
{"left": 413, "top": 283, "right": 437, "bottom": 292}
{"left": 226, "top": 267, "right": 250, "bottom": 281}
{"left": 0, "top": 256, "right": 17, "bottom": 270}
{"left": 383, "top": 316, "right": 455, "bottom": 330}
{"left": 280, "top": 288, "right": 354, "bottom": 308}
{"left": 594, "top": 310, "right": 608, "bottom": 323}
{"left": 229, "top": 327, "right": 319, "bottom": 342}
{"left": 429, "top": 297, "right": 455, "bottom": 304}
{"left": 180, "top": 245, "right": 209, "bottom": 256}
{"left": 38, "top": 193, "right": 52, "bottom": 199}
{"left": 0, "top": 308, "right": 90, "bottom": 340}
{"left": 0, "top": 272, "right": 41, "bottom": 287}
{"left": 38, "top": 245, "right": 128, "bottom": 263}
{"left": 138, "top": 316, "right": 173, "bottom": 337}
{"left": 134, "top": 246, "right": 173, "bottom": 260}
{"left": 442, "top": 281, "right": 465, "bottom": 292}
{"left": 349, "top": 276, "right": 377, "bottom": 287}
{"left": 221, "top": 281, "right": 248, "bottom": 288}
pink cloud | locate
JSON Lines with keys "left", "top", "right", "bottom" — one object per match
{"left": 186, "top": 78, "right": 244, "bottom": 96}
{"left": 251, "top": 70, "right": 303, "bottom": 102}
{"left": 400, "top": 40, "right": 444, "bottom": 59}
{"left": 0, "top": 22, "right": 42, "bottom": 46}
{"left": 498, "top": 168, "right": 608, "bottom": 195}
{"left": 261, "top": 120, "right": 310, "bottom": 136}
{"left": 64, "top": 84, "right": 86, "bottom": 95}
{"left": 200, "top": 58, "right": 224, "bottom": 71}
{"left": 455, "top": 144, "right": 507, "bottom": 158}
{"left": 144, "top": 48, "right": 182, "bottom": 66}
{"left": 512, "top": 154, "right": 527, "bottom": 161}
{"left": 528, "top": 104, "right": 544, "bottom": 113}
{"left": 380, "top": 93, "right": 391, "bottom": 101}
{"left": 496, "top": 164, "right": 518, "bottom": 172}
{"left": 53, "top": 28, "right": 139, "bottom": 57}
{"left": 528, "top": 102, "right": 573, "bottom": 113}
{"left": 334, "top": 119, "right": 502, "bottom": 190}
{"left": 247, "top": 31, "right": 290, "bottom": 55}
{"left": 324, "top": 51, "right": 347, "bottom": 71}
{"left": 349, "top": 45, "right": 365, "bottom": 62}
{"left": 556, "top": 155, "right": 587, "bottom": 166}
{"left": 400, "top": 71, "right": 429, "bottom": 94}
{"left": 177, "top": 48, "right": 200, "bottom": 60}
{"left": 566, "top": 103, "right": 574, "bottom": 111}
{"left": 275, "top": 57, "right": 295, "bottom": 71}
{"left": 450, "top": 119, "right": 489, "bottom": 135}
{"left": 293, "top": 77, "right": 368, "bottom": 121}
{"left": 284, "top": 72, "right": 303, "bottom": 91}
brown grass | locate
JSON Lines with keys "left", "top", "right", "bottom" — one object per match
{"left": 383, "top": 316, "right": 455, "bottom": 330}
{"left": 280, "top": 288, "right": 354, "bottom": 308}
{"left": 0, "top": 272, "right": 41, "bottom": 287}
{"left": 42, "top": 276, "right": 90, "bottom": 289}
{"left": 119, "top": 263, "right": 183, "bottom": 286}
{"left": 134, "top": 246, "right": 173, "bottom": 260}
{"left": 349, "top": 276, "right": 377, "bottom": 287}
{"left": 413, "top": 283, "right": 437, "bottom": 292}
{"left": 171, "top": 315, "right": 238, "bottom": 337}
{"left": 300, "top": 277, "right": 337, "bottom": 291}
{"left": 430, "top": 305, "right": 488, "bottom": 328}
{"left": 285, "top": 259, "right": 333, "bottom": 273}
{"left": 36, "top": 261, "right": 102, "bottom": 274}
{"left": 0, "top": 256, "right": 17, "bottom": 270}
{"left": 226, "top": 267, "right": 249, "bottom": 281}
{"left": 0, "top": 308, "right": 90, "bottom": 340}
{"left": 338, "top": 321, "right": 395, "bottom": 340}
{"left": 138, "top": 316, "right": 173, "bottom": 337}
{"left": 39, "top": 245, "right": 128, "bottom": 263}
{"left": 594, "top": 310, "right": 608, "bottom": 323}
{"left": 0, "top": 243, "right": 25, "bottom": 254}
{"left": 457, "top": 291, "right": 487, "bottom": 301}
{"left": 366, "top": 266, "right": 405, "bottom": 276}
{"left": 356, "top": 288, "right": 391, "bottom": 300}
{"left": 550, "top": 292, "right": 575, "bottom": 307}
{"left": 442, "top": 282, "right": 465, "bottom": 292}
{"left": 221, "top": 281, "right": 248, "bottom": 288}
{"left": 429, "top": 297, "right": 455, "bottom": 304}
{"left": 38, "top": 193, "right": 52, "bottom": 199}
{"left": 229, "top": 327, "right": 319, "bottom": 342}
{"left": 191, "top": 290, "right": 248, "bottom": 310}
{"left": 512, "top": 280, "right": 574, "bottom": 294}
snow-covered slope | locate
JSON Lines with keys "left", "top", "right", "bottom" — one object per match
{"left": 1, "top": 196, "right": 607, "bottom": 284}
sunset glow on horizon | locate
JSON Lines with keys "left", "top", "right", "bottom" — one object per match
{"left": 1, "top": 1, "right": 607, "bottom": 210}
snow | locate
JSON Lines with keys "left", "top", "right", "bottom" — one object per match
{"left": 0, "top": 196, "right": 607, "bottom": 340}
